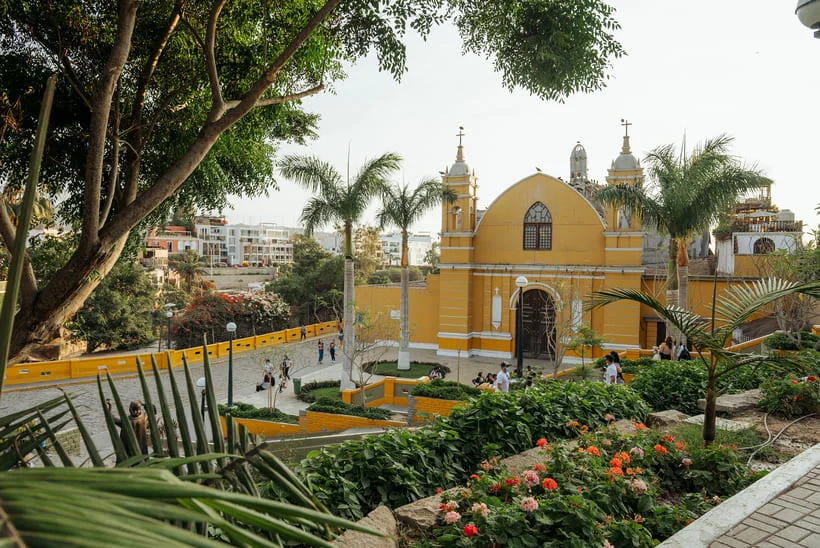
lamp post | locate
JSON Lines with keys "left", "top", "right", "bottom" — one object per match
{"left": 515, "top": 276, "right": 528, "bottom": 377}
{"left": 796, "top": 0, "right": 820, "bottom": 38}
{"left": 165, "top": 311, "right": 173, "bottom": 350}
{"left": 226, "top": 321, "right": 237, "bottom": 408}
{"left": 196, "top": 377, "right": 207, "bottom": 420}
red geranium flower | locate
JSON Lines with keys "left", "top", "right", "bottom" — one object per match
{"left": 542, "top": 477, "right": 558, "bottom": 491}
{"left": 463, "top": 524, "right": 478, "bottom": 537}
{"left": 536, "top": 437, "right": 548, "bottom": 448}
{"left": 808, "top": 376, "right": 817, "bottom": 382}
{"left": 654, "top": 444, "right": 668, "bottom": 455}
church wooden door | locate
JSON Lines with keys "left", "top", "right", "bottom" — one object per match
{"left": 519, "top": 289, "right": 556, "bottom": 360}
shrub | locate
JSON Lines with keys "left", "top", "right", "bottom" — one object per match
{"left": 629, "top": 361, "right": 707, "bottom": 414}
{"left": 296, "top": 381, "right": 649, "bottom": 520}
{"left": 217, "top": 402, "right": 299, "bottom": 424}
{"left": 431, "top": 428, "right": 759, "bottom": 547}
{"left": 297, "top": 379, "right": 341, "bottom": 403}
{"left": 306, "top": 397, "right": 393, "bottom": 420}
{"left": 764, "top": 331, "right": 819, "bottom": 351}
{"left": 758, "top": 375, "right": 820, "bottom": 417}
{"left": 411, "top": 379, "right": 481, "bottom": 401}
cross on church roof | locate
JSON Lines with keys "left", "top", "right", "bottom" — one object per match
{"left": 620, "top": 118, "right": 632, "bottom": 137}
{"left": 457, "top": 126, "right": 465, "bottom": 146}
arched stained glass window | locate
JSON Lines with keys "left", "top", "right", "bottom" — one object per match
{"left": 523, "top": 202, "right": 552, "bottom": 250}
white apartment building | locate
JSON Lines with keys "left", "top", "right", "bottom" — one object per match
{"left": 380, "top": 231, "right": 435, "bottom": 266}
{"left": 195, "top": 217, "right": 302, "bottom": 266}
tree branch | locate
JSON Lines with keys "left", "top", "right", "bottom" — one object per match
{"left": 100, "top": 85, "right": 121, "bottom": 226}
{"left": 224, "top": 84, "right": 325, "bottom": 110}
{"left": 59, "top": 54, "right": 92, "bottom": 110}
{"left": 100, "top": 0, "right": 342, "bottom": 247}
{"left": 204, "top": 0, "right": 228, "bottom": 121}
{"left": 0, "top": 198, "right": 37, "bottom": 310}
{"left": 79, "top": 0, "right": 140, "bottom": 256}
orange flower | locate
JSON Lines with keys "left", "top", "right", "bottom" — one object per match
{"left": 608, "top": 466, "right": 624, "bottom": 477}
{"left": 542, "top": 477, "right": 558, "bottom": 491}
{"left": 534, "top": 463, "right": 547, "bottom": 472}
{"left": 536, "top": 438, "right": 548, "bottom": 448}
{"left": 792, "top": 380, "right": 800, "bottom": 385}
{"left": 662, "top": 435, "right": 674, "bottom": 443}
{"left": 625, "top": 467, "right": 634, "bottom": 476}
{"left": 610, "top": 457, "right": 623, "bottom": 468}
{"left": 675, "top": 442, "right": 685, "bottom": 451}
{"left": 616, "top": 452, "right": 631, "bottom": 464}
{"left": 567, "top": 420, "right": 580, "bottom": 428}
{"left": 634, "top": 423, "right": 648, "bottom": 430}
{"left": 436, "top": 488, "right": 442, "bottom": 495}
{"left": 654, "top": 444, "right": 668, "bottom": 455}
{"left": 469, "top": 474, "right": 481, "bottom": 481}
{"left": 635, "top": 467, "right": 643, "bottom": 474}
{"left": 586, "top": 446, "right": 601, "bottom": 457}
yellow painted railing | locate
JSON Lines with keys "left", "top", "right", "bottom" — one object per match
{"left": 4, "top": 321, "right": 338, "bottom": 386}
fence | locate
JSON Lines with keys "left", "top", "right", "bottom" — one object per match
{"left": 4, "top": 321, "right": 338, "bottom": 387}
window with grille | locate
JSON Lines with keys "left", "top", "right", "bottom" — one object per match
{"left": 753, "top": 237, "right": 775, "bottom": 254}
{"left": 523, "top": 202, "right": 552, "bottom": 250}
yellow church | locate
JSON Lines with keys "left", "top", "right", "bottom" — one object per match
{"left": 356, "top": 127, "right": 718, "bottom": 362}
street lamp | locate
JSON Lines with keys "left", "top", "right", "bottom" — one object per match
{"left": 515, "top": 276, "right": 528, "bottom": 377}
{"left": 159, "top": 303, "right": 176, "bottom": 351}
{"left": 797, "top": 0, "right": 820, "bottom": 38}
{"left": 196, "top": 377, "right": 207, "bottom": 420}
{"left": 165, "top": 311, "right": 173, "bottom": 350}
{"left": 226, "top": 321, "right": 237, "bottom": 408}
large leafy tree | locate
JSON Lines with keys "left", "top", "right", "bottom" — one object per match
{"left": 590, "top": 278, "right": 820, "bottom": 446}
{"left": 280, "top": 152, "right": 401, "bottom": 389}
{"left": 597, "top": 135, "right": 770, "bottom": 313}
{"left": 0, "top": 0, "right": 624, "bottom": 362}
{"left": 377, "top": 179, "right": 455, "bottom": 370}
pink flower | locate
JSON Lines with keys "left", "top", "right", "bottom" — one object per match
{"left": 603, "top": 541, "right": 615, "bottom": 548}
{"left": 471, "top": 502, "right": 490, "bottom": 517}
{"left": 681, "top": 458, "right": 693, "bottom": 467}
{"left": 520, "top": 496, "right": 539, "bottom": 512}
{"left": 602, "top": 439, "right": 613, "bottom": 446}
{"left": 522, "top": 469, "right": 540, "bottom": 489}
{"left": 630, "top": 447, "right": 644, "bottom": 458}
{"left": 445, "top": 511, "right": 461, "bottom": 524}
{"left": 631, "top": 479, "right": 648, "bottom": 493}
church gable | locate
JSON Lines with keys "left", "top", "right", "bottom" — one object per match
{"left": 472, "top": 174, "right": 606, "bottom": 266}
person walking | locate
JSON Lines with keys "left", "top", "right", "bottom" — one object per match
{"left": 604, "top": 354, "right": 618, "bottom": 385}
{"left": 318, "top": 340, "right": 324, "bottom": 364}
{"left": 329, "top": 340, "right": 336, "bottom": 363}
{"left": 496, "top": 363, "right": 510, "bottom": 393}
{"left": 283, "top": 355, "right": 292, "bottom": 379}
{"left": 300, "top": 325, "right": 306, "bottom": 341}
{"left": 658, "top": 337, "right": 674, "bottom": 360}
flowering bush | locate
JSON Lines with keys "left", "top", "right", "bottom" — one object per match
{"left": 430, "top": 427, "right": 762, "bottom": 547}
{"left": 759, "top": 374, "right": 820, "bottom": 417}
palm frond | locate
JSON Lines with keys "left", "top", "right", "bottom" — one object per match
{"left": 596, "top": 184, "right": 666, "bottom": 233}
{"left": 300, "top": 196, "right": 338, "bottom": 236}
{"left": 588, "top": 288, "right": 708, "bottom": 342}
{"left": 279, "top": 155, "right": 342, "bottom": 195}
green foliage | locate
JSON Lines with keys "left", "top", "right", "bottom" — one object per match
{"left": 629, "top": 361, "right": 707, "bottom": 414}
{"left": 764, "top": 331, "right": 819, "bottom": 351}
{"left": 367, "top": 270, "right": 391, "bottom": 285}
{"left": 431, "top": 428, "right": 759, "bottom": 547}
{"left": 69, "top": 261, "right": 157, "bottom": 352}
{"left": 363, "top": 360, "right": 449, "bottom": 379}
{"left": 307, "top": 397, "right": 393, "bottom": 420}
{"left": 218, "top": 402, "right": 299, "bottom": 424}
{"left": 567, "top": 325, "right": 605, "bottom": 370}
{"left": 412, "top": 379, "right": 482, "bottom": 401}
{"left": 27, "top": 233, "right": 77, "bottom": 286}
{"left": 593, "top": 356, "right": 657, "bottom": 374}
{"left": 297, "top": 381, "right": 649, "bottom": 520}
{"left": 424, "top": 241, "right": 441, "bottom": 271}
{"left": 297, "top": 379, "right": 343, "bottom": 403}
{"left": 170, "top": 249, "right": 207, "bottom": 294}
{"left": 759, "top": 375, "right": 820, "bottom": 417}
{"left": 270, "top": 234, "right": 343, "bottom": 324}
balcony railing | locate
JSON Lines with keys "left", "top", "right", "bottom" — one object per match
{"left": 732, "top": 220, "right": 803, "bottom": 233}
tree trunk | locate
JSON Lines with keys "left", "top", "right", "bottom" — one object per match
{"left": 665, "top": 238, "right": 680, "bottom": 344}
{"left": 702, "top": 379, "right": 718, "bottom": 447}
{"left": 9, "top": 238, "right": 127, "bottom": 362}
{"left": 341, "top": 221, "right": 355, "bottom": 390}
{"left": 397, "top": 231, "right": 410, "bottom": 370}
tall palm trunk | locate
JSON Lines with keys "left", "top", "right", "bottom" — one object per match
{"left": 665, "top": 239, "right": 679, "bottom": 344}
{"left": 397, "top": 230, "right": 410, "bottom": 370}
{"left": 341, "top": 223, "right": 355, "bottom": 390}
{"left": 676, "top": 238, "right": 690, "bottom": 311}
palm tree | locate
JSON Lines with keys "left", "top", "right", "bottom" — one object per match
{"left": 280, "top": 152, "right": 401, "bottom": 389}
{"left": 590, "top": 278, "right": 820, "bottom": 446}
{"left": 597, "top": 134, "right": 770, "bottom": 312}
{"left": 171, "top": 249, "right": 207, "bottom": 294}
{"left": 377, "top": 179, "right": 456, "bottom": 370}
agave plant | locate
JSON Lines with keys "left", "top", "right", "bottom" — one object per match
{"left": 589, "top": 277, "right": 820, "bottom": 446}
{"left": 0, "top": 77, "right": 378, "bottom": 545}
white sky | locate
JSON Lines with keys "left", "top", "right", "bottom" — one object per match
{"left": 226, "top": 0, "right": 820, "bottom": 238}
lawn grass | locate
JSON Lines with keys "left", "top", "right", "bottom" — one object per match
{"left": 365, "top": 361, "right": 441, "bottom": 379}
{"left": 304, "top": 386, "right": 343, "bottom": 402}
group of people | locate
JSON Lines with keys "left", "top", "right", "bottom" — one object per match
{"left": 317, "top": 339, "right": 337, "bottom": 364}
{"left": 653, "top": 336, "right": 692, "bottom": 361}
{"left": 428, "top": 366, "right": 446, "bottom": 380}
{"left": 256, "top": 356, "right": 292, "bottom": 393}
{"left": 603, "top": 351, "right": 626, "bottom": 385}
{"left": 472, "top": 363, "right": 541, "bottom": 392}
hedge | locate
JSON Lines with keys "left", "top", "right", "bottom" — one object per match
{"left": 306, "top": 397, "right": 393, "bottom": 420}
{"left": 217, "top": 402, "right": 299, "bottom": 424}
{"left": 296, "top": 381, "right": 649, "bottom": 520}
{"left": 764, "top": 331, "right": 819, "bottom": 351}
{"left": 411, "top": 379, "right": 481, "bottom": 400}
{"left": 297, "top": 379, "right": 342, "bottom": 403}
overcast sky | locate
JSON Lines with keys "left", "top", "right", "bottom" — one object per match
{"left": 226, "top": 0, "right": 819, "bottom": 238}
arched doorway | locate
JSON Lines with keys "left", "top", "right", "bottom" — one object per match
{"left": 517, "top": 289, "right": 556, "bottom": 360}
